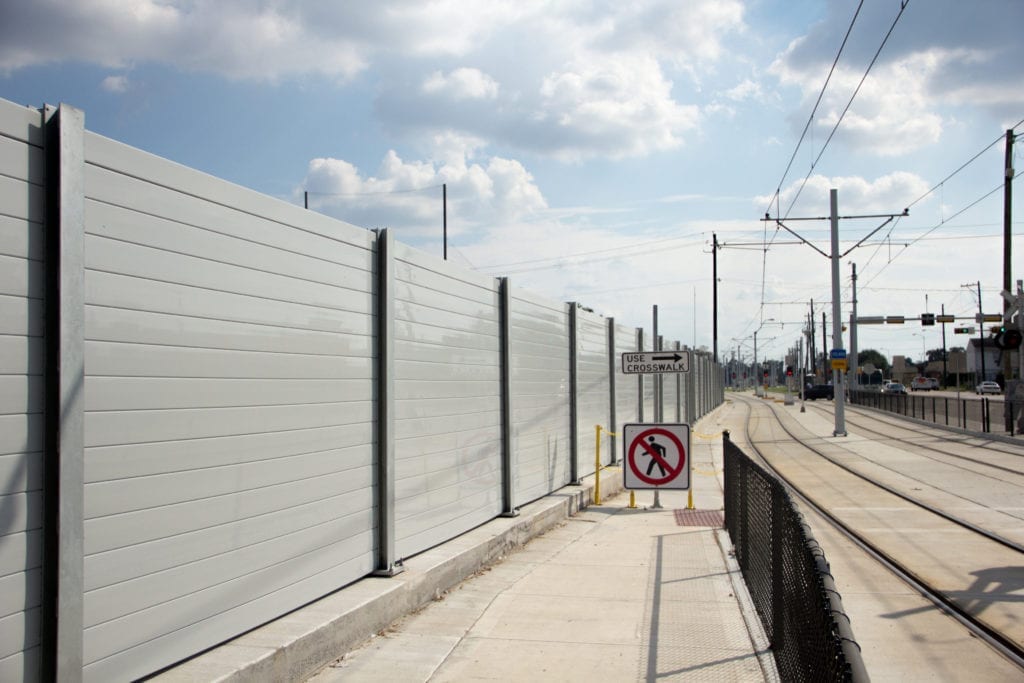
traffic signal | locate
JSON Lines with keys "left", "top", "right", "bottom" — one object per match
{"left": 995, "top": 327, "right": 1023, "bottom": 349}
{"left": 786, "top": 365, "right": 793, "bottom": 377}
{"left": 920, "top": 313, "right": 935, "bottom": 326}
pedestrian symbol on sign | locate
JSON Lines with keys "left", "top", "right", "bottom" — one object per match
{"left": 623, "top": 424, "right": 691, "bottom": 490}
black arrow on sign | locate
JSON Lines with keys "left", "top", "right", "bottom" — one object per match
{"left": 652, "top": 353, "right": 683, "bottom": 362}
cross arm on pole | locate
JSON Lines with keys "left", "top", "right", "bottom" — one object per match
{"left": 840, "top": 214, "right": 902, "bottom": 258}
{"left": 771, "top": 218, "right": 830, "bottom": 258}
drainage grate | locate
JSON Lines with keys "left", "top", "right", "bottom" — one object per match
{"left": 673, "top": 509, "right": 724, "bottom": 527}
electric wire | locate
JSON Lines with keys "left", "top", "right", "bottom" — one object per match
{"left": 762, "top": 0, "right": 865, "bottom": 219}
{"left": 781, "top": 0, "right": 911, "bottom": 219}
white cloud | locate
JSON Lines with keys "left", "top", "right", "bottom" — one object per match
{"left": 0, "top": 0, "right": 747, "bottom": 162}
{"left": 303, "top": 147, "right": 546, "bottom": 241}
{"left": 769, "top": 1, "right": 1024, "bottom": 156}
{"left": 422, "top": 68, "right": 499, "bottom": 100}
{"left": 758, "top": 172, "right": 929, "bottom": 217}
{"left": 536, "top": 53, "right": 700, "bottom": 160}
{"left": 100, "top": 74, "right": 129, "bottom": 93}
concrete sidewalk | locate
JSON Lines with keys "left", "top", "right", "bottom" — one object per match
{"left": 158, "top": 408, "right": 774, "bottom": 682}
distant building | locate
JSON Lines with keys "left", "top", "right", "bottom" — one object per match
{"left": 891, "top": 355, "right": 916, "bottom": 384}
{"left": 965, "top": 338, "right": 1004, "bottom": 382}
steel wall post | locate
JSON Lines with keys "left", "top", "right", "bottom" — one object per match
{"left": 374, "top": 229, "right": 402, "bottom": 576}
{"left": 637, "top": 328, "right": 645, "bottom": 422}
{"left": 42, "top": 103, "right": 85, "bottom": 683}
{"left": 569, "top": 303, "right": 580, "bottom": 484}
{"left": 499, "top": 278, "right": 518, "bottom": 516}
{"left": 686, "top": 347, "right": 697, "bottom": 424}
{"left": 675, "top": 341, "right": 682, "bottom": 422}
{"left": 607, "top": 318, "right": 617, "bottom": 464}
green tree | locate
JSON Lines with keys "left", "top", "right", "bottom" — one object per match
{"left": 857, "top": 349, "right": 890, "bottom": 373}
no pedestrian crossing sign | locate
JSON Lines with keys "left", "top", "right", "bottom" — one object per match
{"left": 623, "top": 423, "right": 691, "bottom": 490}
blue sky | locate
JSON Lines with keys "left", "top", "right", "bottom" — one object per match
{"left": 3, "top": 0, "right": 1022, "bottom": 367}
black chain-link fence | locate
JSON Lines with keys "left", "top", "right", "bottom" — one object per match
{"left": 848, "top": 389, "right": 1024, "bottom": 436}
{"left": 723, "top": 433, "right": 868, "bottom": 682}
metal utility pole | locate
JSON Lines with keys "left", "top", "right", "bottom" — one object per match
{"left": 828, "top": 190, "right": 845, "bottom": 436}
{"left": 821, "top": 310, "right": 827, "bottom": 376}
{"left": 975, "top": 281, "right": 986, "bottom": 382}
{"left": 712, "top": 233, "right": 719, "bottom": 363}
{"left": 941, "top": 304, "right": 948, "bottom": 387}
{"left": 753, "top": 330, "right": 758, "bottom": 388}
{"left": 442, "top": 183, "right": 448, "bottom": 260}
{"left": 849, "top": 263, "right": 858, "bottom": 390}
{"left": 764, "top": 189, "right": 907, "bottom": 437}
{"left": 809, "top": 301, "right": 816, "bottom": 378}
{"left": 1003, "top": 129, "right": 1015, "bottom": 380}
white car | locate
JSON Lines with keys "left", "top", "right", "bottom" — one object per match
{"left": 976, "top": 381, "right": 1001, "bottom": 395}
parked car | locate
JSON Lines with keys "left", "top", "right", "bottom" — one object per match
{"left": 976, "top": 381, "right": 1002, "bottom": 395}
{"left": 910, "top": 376, "right": 938, "bottom": 391}
{"left": 804, "top": 384, "right": 834, "bottom": 400}
{"left": 882, "top": 382, "right": 907, "bottom": 395}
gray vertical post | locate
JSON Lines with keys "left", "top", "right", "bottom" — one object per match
{"left": 637, "top": 328, "right": 645, "bottom": 422}
{"left": 375, "top": 229, "right": 402, "bottom": 575}
{"left": 657, "top": 335, "right": 665, "bottom": 422}
{"left": 607, "top": 318, "right": 617, "bottom": 464}
{"left": 42, "top": 103, "right": 85, "bottom": 682}
{"left": 653, "top": 306, "right": 660, "bottom": 422}
{"left": 686, "top": 347, "right": 697, "bottom": 424}
{"left": 568, "top": 303, "right": 580, "bottom": 484}
{"left": 499, "top": 278, "right": 518, "bottom": 516}
{"left": 830, "top": 189, "right": 847, "bottom": 436}
{"left": 675, "top": 341, "right": 682, "bottom": 422}
{"left": 849, "top": 263, "right": 858, "bottom": 390}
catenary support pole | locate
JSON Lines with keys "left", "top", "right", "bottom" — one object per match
{"left": 712, "top": 233, "right": 719, "bottom": 363}
{"left": 830, "top": 189, "right": 847, "bottom": 436}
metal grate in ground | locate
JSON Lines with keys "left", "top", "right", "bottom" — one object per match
{"left": 674, "top": 508, "right": 725, "bottom": 527}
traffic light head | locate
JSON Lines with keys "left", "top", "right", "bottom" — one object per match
{"left": 1001, "top": 328, "right": 1023, "bottom": 350}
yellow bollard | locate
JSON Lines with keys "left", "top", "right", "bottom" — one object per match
{"left": 594, "top": 425, "right": 602, "bottom": 505}
{"left": 629, "top": 490, "right": 636, "bottom": 509}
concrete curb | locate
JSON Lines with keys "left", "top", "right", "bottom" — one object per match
{"left": 154, "top": 467, "right": 625, "bottom": 682}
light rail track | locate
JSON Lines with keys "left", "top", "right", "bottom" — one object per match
{"left": 731, "top": 393, "right": 1024, "bottom": 670}
{"left": 809, "top": 400, "right": 1024, "bottom": 472}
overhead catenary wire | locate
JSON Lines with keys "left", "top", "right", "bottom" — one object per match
{"left": 754, "top": 1, "right": 902, "bottom": 339}
{"left": 860, "top": 169, "right": 1024, "bottom": 290}
{"left": 762, "top": 0, "right": 865, "bottom": 219}
{"left": 780, "top": 0, "right": 911, "bottom": 219}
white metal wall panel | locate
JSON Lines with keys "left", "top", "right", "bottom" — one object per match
{"left": 0, "top": 99, "right": 44, "bottom": 683}
{"left": 509, "top": 290, "right": 570, "bottom": 505}
{"left": 80, "top": 133, "right": 377, "bottom": 681}
{"left": 575, "top": 309, "right": 611, "bottom": 476}
{"left": 614, "top": 324, "right": 640, "bottom": 432}
{"left": 392, "top": 242, "right": 503, "bottom": 559}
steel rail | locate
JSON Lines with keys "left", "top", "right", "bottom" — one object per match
{"left": 734, "top": 394, "right": 1024, "bottom": 669}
